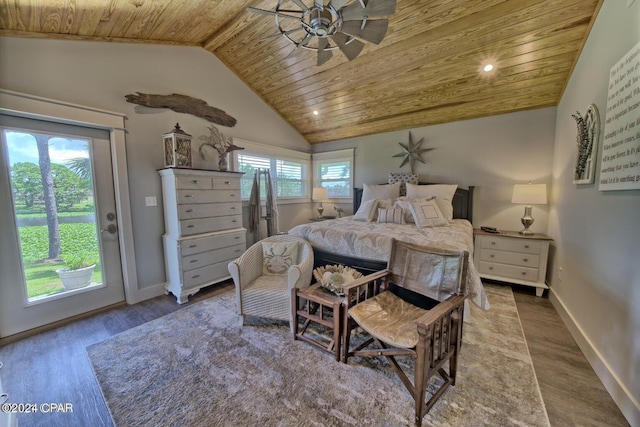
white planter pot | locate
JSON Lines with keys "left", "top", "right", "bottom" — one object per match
{"left": 56, "top": 264, "right": 96, "bottom": 290}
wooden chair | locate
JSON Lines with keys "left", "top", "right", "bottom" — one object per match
{"left": 228, "top": 235, "right": 314, "bottom": 334}
{"left": 342, "top": 239, "right": 469, "bottom": 427}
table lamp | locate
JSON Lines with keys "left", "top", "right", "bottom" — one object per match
{"left": 312, "top": 187, "right": 328, "bottom": 219}
{"left": 511, "top": 183, "right": 547, "bottom": 235}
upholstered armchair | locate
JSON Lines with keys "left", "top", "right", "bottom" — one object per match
{"left": 228, "top": 235, "right": 314, "bottom": 334}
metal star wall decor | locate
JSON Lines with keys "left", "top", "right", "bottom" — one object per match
{"left": 392, "top": 132, "right": 434, "bottom": 174}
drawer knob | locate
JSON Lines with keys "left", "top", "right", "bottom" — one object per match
{"left": 235, "top": 249, "right": 242, "bottom": 252}
{"left": 225, "top": 181, "right": 230, "bottom": 184}
{"left": 190, "top": 259, "right": 198, "bottom": 263}
{"left": 488, "top": 266, "right": 494, "bottom": 270}
{"left": 186, "top": 209, "right": 194, "bottom": 213}
{"left": 490, "top": 241, "right": 496, "bottom": 245}
{"left": 192, "top": 274, "right": 200, "bottom": 279}
{"left": 185, "top": 194, "right": 193, "bottom": 198}
{"left": 521, "top": 271, "right": 527, "bottom": 276}
{"left": 490, "top": 254, "right": 495, "bottom": 258}
{"left": 523, "top": 258, "right": 528, "bottom": 262}
{"left": 235, "top": 236, "right": 240, "bottom": 239}
{"left": 189, "top": 244, "right": 197, "bottom": 248}
{"left": 187, "top": 225, "right": 195, "bottom": 228}
{"left": 192, "top": 180, "right": 199, "bottom": 184}
{"left": 231, "top": 206, "right": 236, "bottom": 210}
{"left": 232, "top": 220, "right": 237, "bottom": 223}
{"left": 230, "top": 194, "right": 236, "bottom": 197}
{"left": 524, "top": 245, "right": 530, "bottom": 249}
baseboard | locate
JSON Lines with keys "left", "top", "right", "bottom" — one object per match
{"left": 549, "top": 288, "right": 640, "bottom": 426}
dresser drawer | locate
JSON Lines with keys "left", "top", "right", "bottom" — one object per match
{"left": 177, "top": 189, "right": 241, "bottom": 204}
{"left": 181, "top": 243, "right": 246, "bottom": 271}
{"left": 180, "top": 215, "right": 242, "bottom": 236}
{"left": 182, "top": 261, "right": 231, "bottom": 288}
{"left": 478, "top": 261, "right": 539, "bottom": 282}
{"left": 176, "top": 176, "right": 213, "bottom": 190}
{"left": 212, "top": 177, "right": 241, "bottom": 190}
{"left": 178, "top": 202, "right": 241, "bottom": 220}
{"left": 479, "top": 236, "right": 542, "bottom": 254}
{"left": 180, "top": 230, "right": 246, "bottom": 256}
{"left": 480, "top": 249, "right": 540, "bottom": 268}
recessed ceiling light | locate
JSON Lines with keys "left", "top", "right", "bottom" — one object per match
{"left": 313, "top": 110, "right": 319, "bottom": 116}
{"left": 483, "top": 64, "right": 494, "bottom": 72}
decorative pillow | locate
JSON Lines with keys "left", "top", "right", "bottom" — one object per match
{"left": 388, "top": 173, "right": 419, "bottom": 196}
{"left": 405, "top": 183, "right": 458, "bottom": 221}
{"left": 377, "top": 207, "right": 406, "bottom": 224}
{"left": 394, "top": 196, "right": 435, "bottom": 223}
{"left": 409, "top": 199, "right": 448, "bottom": 228}
{"left": 361, "top": 182, "right": 401, "bottom": 204}
{"left": 262, "top": 241, "right": 299, "bottom": 275}
{"left": 353, "top": 199, "right": 378, "bottom": 222}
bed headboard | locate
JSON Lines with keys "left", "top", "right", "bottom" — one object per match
{"left": 353, "top": 183, "right": 474, "bottom": 222}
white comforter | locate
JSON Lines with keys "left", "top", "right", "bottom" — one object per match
{"left": 288, "top": 217, "right": 489, "bottom": 310}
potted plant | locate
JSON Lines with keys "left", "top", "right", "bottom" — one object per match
{"left": 56, "top": 253, "right": 98, "bottom": 290}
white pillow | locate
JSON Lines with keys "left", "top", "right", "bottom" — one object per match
{"left": 353, "top": 199, "right": 378, "bottom": 222}
{"left": 409, "top": 199, "right": 448, "bottom": 228}
{"left": 405, "top": 184, "right": 457, "bottom": 221}
{"left": 262, "top": 241, "right": 299, "bottom": 275}
{"left": 361, "top": 183, "right": 401, "bottom": 204}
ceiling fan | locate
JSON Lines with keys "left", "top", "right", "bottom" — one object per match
{"left": 247, "top": 0, "right": 396, "bottom": 66}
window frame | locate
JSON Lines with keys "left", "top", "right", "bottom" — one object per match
{"left": 312, "top": 148, "right": 354, "bottom": 200}
{"left": 230, "top": 138, "right": 311, "bottom": 204}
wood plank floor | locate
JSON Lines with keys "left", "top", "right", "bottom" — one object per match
{"left": 0, "top": 281, "right": 630, "bottom": 427}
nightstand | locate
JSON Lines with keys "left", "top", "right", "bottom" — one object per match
{"left": 473, "top": 229, "right": 552, "bottom": 297}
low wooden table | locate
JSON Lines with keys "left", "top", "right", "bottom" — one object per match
{"left": 292, "top": 283, "right": 344, "bottom": 361}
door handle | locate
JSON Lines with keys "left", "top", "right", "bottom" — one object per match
{"left": 100, "top": 224, "right": 117, "bottom": 235}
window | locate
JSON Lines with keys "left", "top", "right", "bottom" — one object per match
{"left": 232, "top": 139, "right": 310, "bottom": 201}
{"left": 313, "top": 149, "right": 354, "bottom": 199}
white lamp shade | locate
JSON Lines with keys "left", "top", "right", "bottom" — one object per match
{"left": 511, "top": 184, "right": 547, "bottom": 205}
{"left": 312, "top": 187, "right": 328, "bottom": 201}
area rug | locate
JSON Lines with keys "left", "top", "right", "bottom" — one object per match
{"left": 87, "top": 283, "right": 550, "bottom": 426}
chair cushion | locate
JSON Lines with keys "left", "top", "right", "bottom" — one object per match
{"left": 242, "top": 275, "right": 290, "bottom": 320}
{"left": 262, "top": 240, "right": 299, "bottom": 275}
{"left": 348, "top": 291, "right": 428, "bottom": 349}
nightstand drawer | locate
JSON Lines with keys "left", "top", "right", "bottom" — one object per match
{"left": 480, "top": 249, "right": 540, "bottom": 268}
{"left": 480, "top": 236, "right": 542, "bottom": 254}
{"left": 176, "top": 176, "right": 213, "bottom": 190}
{"left": 478, "top": 261, "right": 539, "bottom": 282}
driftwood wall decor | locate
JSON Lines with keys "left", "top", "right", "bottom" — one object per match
{"left": 124, "top": 93, "right": 237, "bottom": 127}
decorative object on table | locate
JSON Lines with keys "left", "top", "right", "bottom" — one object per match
{"left": 163, "top": 123, "right": 192, "bottom": 168}
{"left": 56, "top": 253, "right": 97, "bottom": 290}
{"left": 247, "top": 0, "right": 396, "bottom": 66}
{"left": 388, "top": 172, "right": 419, "bottom": 196}
{"left": 198, "top": 125, "right": 244, "bottom": 171}
{"left": 511, "top": 183, "right": 547, "bottom": 235}
{"left": 125, "top": 93, "right": 237, "bottom": 127}
{"left": 392, "top": 131, "right": 434, "bottom": 174}
{"left": 312, "top": 187, "right": 328, "bottom": 218}
{"left": 313, "top": 264, "right": 363, "bottom": 296}
{"left": 572, "top": 104, "right": 600, "bottom": 184}
{"left": 333, "top": 206, "right": 344, "bottom": 218}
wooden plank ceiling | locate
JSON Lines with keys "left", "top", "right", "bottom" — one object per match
{"left": 0, "top": 0, "right": 602, "bottom": 144}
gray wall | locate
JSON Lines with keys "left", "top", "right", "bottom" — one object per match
{"left": 313, "top": 107, "right": 557, "bottom": 234}
{"left": 0, "top": 37, "right": 310, "bottom": 291}
{"left": 550, "top": 0, "right": 640, "bottom": 423}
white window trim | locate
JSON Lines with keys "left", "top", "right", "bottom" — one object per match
{"left": 312, "top": 148, "right": 354, "bottom": 200}
{"left": 230, "top": 138, "right": 311, "bottom": 204}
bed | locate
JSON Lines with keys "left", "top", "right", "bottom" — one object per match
{"left": 288, "top": 183, "right": 489, "bottom": 310}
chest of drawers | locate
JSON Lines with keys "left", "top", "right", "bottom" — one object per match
{"left": 473, "top": 229, "right": 552, "bottom": 297}
{"left": 159, "top": 168, "right": 246, "bottom": 303}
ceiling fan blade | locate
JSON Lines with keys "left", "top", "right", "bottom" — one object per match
{"left": 340, "top": 19, "right": 388, "bottom": 44}
{"left": 331, "top": 32, "right": 365, "bottom": 61}
{"left": 340, "top": 0, "right": 396, "bottom": 21}
{"left": 328, "top": 0, "right": 349, "bottom": 10}
{"left": 317, "top": 38, "right": 333, "bottom": 65}
{"left": 285, "top": 33, "right": 313, "bottom": 58}
{"left": 314, "top": 0, "right": 324, "bottom": 10}
{"left": 291, "top": 0, "right": 309, "bottom": 11}
{"left": 246, "top": 7, "right": 301, "bottom": 20}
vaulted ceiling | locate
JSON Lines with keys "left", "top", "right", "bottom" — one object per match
{"left": 0, "top": 0, "right": 603, "bottom": 144}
